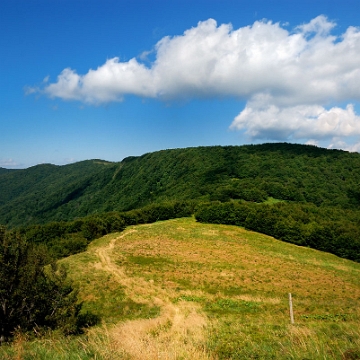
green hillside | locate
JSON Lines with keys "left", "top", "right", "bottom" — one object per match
{"left": 1, "top": 218, "right": 359, "bottom": 359}
{"left": 1, "top": 143, "right": 360, "bottom": 227}
{"left": 0, "top": 160, "right": 117, "bottom": 226}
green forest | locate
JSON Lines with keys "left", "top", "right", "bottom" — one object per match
{"left": 1, "top": 143, "right": 360, "bottom": 227}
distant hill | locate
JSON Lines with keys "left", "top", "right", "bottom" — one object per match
{"left": 1, "top": 143, "right": 360, "bottom": 227}
{"left": 0, "top": 160, "right": 117, "bottom": 226}
{"left": 0, "top": 167, "right": 14, "bottom": 175}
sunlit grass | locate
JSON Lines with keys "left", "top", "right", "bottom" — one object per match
{"left": 2, "top": 217, "right": 360, "bottom": 359}
{"left": 263, "top": 196, "right": 286, "bottom": 204}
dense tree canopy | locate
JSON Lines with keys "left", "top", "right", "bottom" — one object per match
{"left": 0, "top": 226, "right": 84, "bottom": 343}
{"left": 1, "top": 143, "right": 360, "bottom": 227}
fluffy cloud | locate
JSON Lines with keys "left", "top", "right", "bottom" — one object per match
{"left": 37, "top": 15, "right": 360, "bottom": 150}
{"left": 42, "top": 16, "right": 360, "bottom": 104}
{"left": 231, "top": 102, "right": 360, "bottom": 140}
{"left": 45, "top": 59, "right": 156, "bottom": 103}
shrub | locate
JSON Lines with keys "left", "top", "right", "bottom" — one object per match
{"left": 0, "top": 227, "right": 87, "bottom": 343}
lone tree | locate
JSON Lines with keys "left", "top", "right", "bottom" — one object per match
{"left": 0, "top": 226, "right": 82, "bottom": 344}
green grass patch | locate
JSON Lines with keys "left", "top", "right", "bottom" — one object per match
{"left": 264, "top": 196, "right": 287, "bottom": 204}
{"left": 173, "top": 295, "right": 206, "bottom": 303}
{"left": 205, "top": 298, "right": 259, "bottom": 315}
{"left": 301, "top": 313, "right": 352, "bottom": 322}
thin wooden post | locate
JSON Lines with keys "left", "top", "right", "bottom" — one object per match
{"left": 288, "top": 293, "right": 295, "bottom": 324}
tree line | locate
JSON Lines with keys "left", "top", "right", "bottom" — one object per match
{"left": 195, "top": 201, "right": 360, "bottom": 262}
{"left": 19, "top": 201, "right": 194, "bottom": 259}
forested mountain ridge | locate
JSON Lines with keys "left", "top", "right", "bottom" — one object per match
{"left": 0, "top": 167, "right": 14, "bottom": 175}
{"left": 0, "top": 160, "right": 117, "bottom": 226}
{"left": 1, "top": 143, "right": 360, "bottom": 227}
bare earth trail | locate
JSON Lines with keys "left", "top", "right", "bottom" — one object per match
{"left": 95, "top": 231, "right": 134, "bottom": 284}
{"left": 93, "top": 228, "right": 213, "bottom": 360}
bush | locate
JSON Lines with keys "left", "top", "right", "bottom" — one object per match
{"left": 0, "top": 227, "right": 88, "bottom": 343}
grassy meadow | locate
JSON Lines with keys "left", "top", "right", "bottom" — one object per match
{"left": 1, "top": 217, "right": 360, "bottom": 359}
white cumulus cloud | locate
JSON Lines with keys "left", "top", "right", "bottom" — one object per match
{"left": 34, "top": 15, "right": 360, "bottom": 150}
{"left": 42, "top": 16, "right": 360, "bottom": 104}
{"left": 231, "top": 102, "right": 360, "bottom": 140}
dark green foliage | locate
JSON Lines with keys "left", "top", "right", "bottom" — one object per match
{"left": 75, "top": 311, "right": 100, "bottom": 330}
{"left": 2, "top": 144, "right": 360, "bottom": 227}
{"left": 0, "top": 160, "right": 117, "bottom": 226}
{"left": 195, "top": 202, "right": 360, "bottom": 262}
{"left": 120, "top": 201, "right": 194, "bottom": 225}
{"left": 0, "top": 168, "right": 14, "bottom": 175}
{"left": 0, "top": 227, "right": 90, "bottom": 343}
{"left": 47, "top": 234, "right": 88, "bottom": 259}
{"left": 209, "top": 180, "right": 267, "bottom": 202}
{"left": 194, "top": 201, "right": 253, "bottom": 226}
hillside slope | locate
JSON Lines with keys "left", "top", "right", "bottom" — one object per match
{"left": 0, "top": 160, "right": 117, "bottom": 226}
{"left": 2, "top": 218, "right": 359, "bottom": 359}
{"left": 1, "top": 143, "right": 360, "bottom": 226}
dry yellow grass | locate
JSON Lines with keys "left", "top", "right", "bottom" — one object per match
{"left": 66, "top": 217, "right": 359, "bottom": 359}
{"left": 108, "top": 302, "right": 210, "bottom": 360}
{"left": 3, "top": 217, "right": 359, "bottom": 359}
{"left": 83, "top": 224, "right": 214, "bottom": 359}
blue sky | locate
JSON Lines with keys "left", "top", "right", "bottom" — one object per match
{"left": 1, "top": 0, "right": 360, "bottom": 168}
